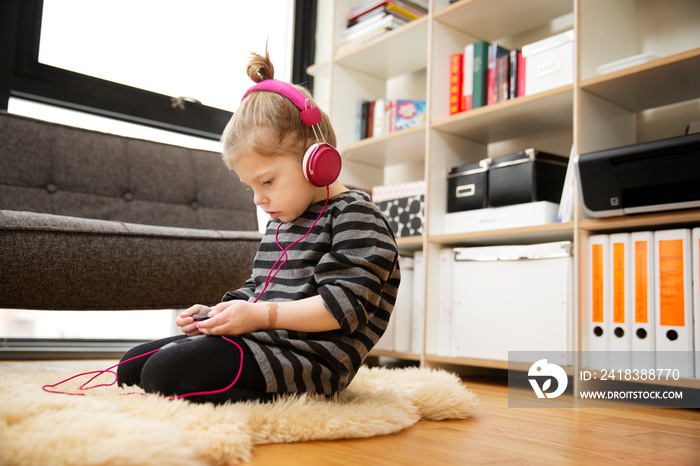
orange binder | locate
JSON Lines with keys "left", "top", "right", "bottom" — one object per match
{"left": 631, "top": 231, "right": 655, "bottom": 370}
{"left": 609, "top": 233, "right": 632, "bottom": 369}
{"left": 585, "top": 235, "right": 610, "bottom": 370}
{"left": 654, "top": 229, "right": 694, "bottom": 378}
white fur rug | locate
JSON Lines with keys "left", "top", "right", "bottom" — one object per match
{"left": 0, "top": 363, "right": 479, "bottom": 465}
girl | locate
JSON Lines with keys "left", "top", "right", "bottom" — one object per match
{"left": 116, "top": 50, "right": 401, "bottom": 404}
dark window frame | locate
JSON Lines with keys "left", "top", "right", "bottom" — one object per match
{"left": 0, "top": 0, "right": 316, "bottom": 140}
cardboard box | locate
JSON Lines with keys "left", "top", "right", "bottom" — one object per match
{"left": 522, "top": 30, "right": 574, "bottom": 95}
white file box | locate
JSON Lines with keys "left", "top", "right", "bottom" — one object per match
{"left": 450, "top": 241, "right": 574, "bottom": 365}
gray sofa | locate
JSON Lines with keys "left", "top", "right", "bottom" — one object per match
{"left": 0, "top": 111, "right": 262, "bottom": 311}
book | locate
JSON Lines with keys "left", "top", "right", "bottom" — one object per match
{"left": 449, "top": 53, "right": 464, "bottom": 115}
{"left": 347, "top": 0, "right": 427, "bottom": 23}
{"left": 487, "top": 43, "right": 509, "bottom": 105}
{"left": 363, "top": 100, "right": 372, "bottom": 139}
{"left": 338, "top": 1, "right": 428, "bottom": 53}
{"left": 509, "top": 49, "right": 524, "bottom": 99}
{"left": 463, "top": 43, "right": 474, "bottom": 111}
{"left": 471, "top": 41, "right": 490, "bottom": 109}
{"left": 373, "top": 98, "right": 385, "bottom": 137}
{"left": 394, "top": 99, "right": 426, "bottom": 131}
{"left": 347, "top": 4, "right": 412, "bottom": 27}
{"left": 517, "top": 51, "right": 526, "bottom": 97}
{"left": 356, "top": 98, "right": 424, "bottom": 140}
{"left": 356, "top": 99, "right": 368, "bottom": 141}
{"left": 340, "top": 12, "right": 407, "bottom": 44}
{"left": 386, "top": 100, "right": 396, "bottom": 132}
{"left": 496, "top": 48, "right": 510, "bottom": 103}
{"left": 367, "top": 100, "right": 375, "bottom": 138}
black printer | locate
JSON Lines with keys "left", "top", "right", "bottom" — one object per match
{"left": 575, "top": 133, "right": 700, "bottom": 218}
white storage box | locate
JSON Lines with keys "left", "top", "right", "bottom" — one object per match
{"left": 375, "top": 255, "right": 414, "bottom": 352}
{"left": 522, "top": 30, "right": 574, "bottom": 96}
{"left": 449, "top": 241, "right": 574, "bottom": 365}
{"left": 443, "top": 201, "right": 559, "bottom": 235}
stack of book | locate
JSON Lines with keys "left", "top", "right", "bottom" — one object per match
{"left": 338, "top": 0, "right": 428, "bottom": 54}
{"left": 449, "top": 41, "right": 525, "bottom": 115}
{"left": 356, "top": 99, "right": 426, "bottom": 140}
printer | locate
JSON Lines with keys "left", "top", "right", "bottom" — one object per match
{"left": 575, "top": 132, "right": 700, "bottom": 218}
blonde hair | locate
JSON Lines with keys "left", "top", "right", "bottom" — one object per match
{"left": 221, "top": 49, "right": 336, "bottom": 168}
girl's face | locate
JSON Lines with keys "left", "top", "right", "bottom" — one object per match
{"left": 232, "top": 150, "right": 326, "bottom": 223}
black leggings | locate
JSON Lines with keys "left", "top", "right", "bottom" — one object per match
{"left": 116, "top": 334, "right": 275, "bottom": 404}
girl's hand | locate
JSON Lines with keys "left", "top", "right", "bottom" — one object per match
{"left": 196, "top": 301, "right": 267, "bottom": 336}
{"left": 177, "top": 304, "right": 211, "bottom": 337}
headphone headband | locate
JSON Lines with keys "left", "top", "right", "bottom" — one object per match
{"left": 241, "top": 79, "right": 341, "bottom": 187}
{"left": 241, "top": 79, "right": 322, "bottom": 127}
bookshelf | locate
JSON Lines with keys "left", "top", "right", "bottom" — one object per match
{"left": 308, "top": 0, "right": 700, "bottom": 385}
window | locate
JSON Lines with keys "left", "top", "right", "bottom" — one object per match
{"left": 2, "top": 0, "right": 316, "bottom": 142}
{"left": 38, "top": 0, "right": 295, "bottom": 114}
{"left": 7, "top": 0, "right": 296, "bottom": 150}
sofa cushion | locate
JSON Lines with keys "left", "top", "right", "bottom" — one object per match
{"left": 0, "top": 112, "right": 257, "bottom": 231}
{"left": 0, "top": 210, "right": 262, "bottom": 310}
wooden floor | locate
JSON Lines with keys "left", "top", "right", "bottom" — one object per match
{"left": 245, "top": 375, "right": 700, "bottom": 466}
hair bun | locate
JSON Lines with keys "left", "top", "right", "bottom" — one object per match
{"left": 246, "top": 49, "right": 275, "bottom": 83}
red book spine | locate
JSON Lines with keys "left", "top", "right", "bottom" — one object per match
{"left": 450, "top": 53, "right": 464, "bottom": 115}
{"left": 517, "top": 52, "right": 526, "bottom": 97}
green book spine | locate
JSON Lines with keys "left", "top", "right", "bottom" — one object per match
{"left": 472, "top": 40, "right": 490, "bottom": 109}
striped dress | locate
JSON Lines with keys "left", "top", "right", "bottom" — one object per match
{"left": 222, "top": 190, "right": 401, "bottom": 396}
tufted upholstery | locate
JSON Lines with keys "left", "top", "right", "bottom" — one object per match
{"left": 0, "top": 112, "right": 257, "bottom": 230}
{"left": 0, "top": 112, "right": 262, "bottom": 310}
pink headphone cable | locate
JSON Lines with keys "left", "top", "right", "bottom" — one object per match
{"left": 42, "top": 337, "right": 244, "bottom": 399}
{"left": 42, "top": 186, "right": 331, "bottom": 400}
{"left": 255, "top": 185, "right": 330, "bottom": 302}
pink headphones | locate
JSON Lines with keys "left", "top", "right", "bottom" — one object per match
{"left": 241, "top": 80, "right": 342, "bottom": 187}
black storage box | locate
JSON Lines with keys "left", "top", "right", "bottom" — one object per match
{"left": 488, "top": 149, "right": 568, "bottom": 207}
{"left": 447, "top": 158, "right": 490, "bottom": 212}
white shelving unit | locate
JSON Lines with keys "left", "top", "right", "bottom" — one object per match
{"left": 309, "top": 0, "right": 700, "bottom": 388}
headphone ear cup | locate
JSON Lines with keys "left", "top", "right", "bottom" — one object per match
{"left": 303, "top": 143, "right": 342, "bottom": 187}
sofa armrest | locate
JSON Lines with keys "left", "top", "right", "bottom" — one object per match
{"left": 0, "top": 210, "right": 262, "bottom": 310}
